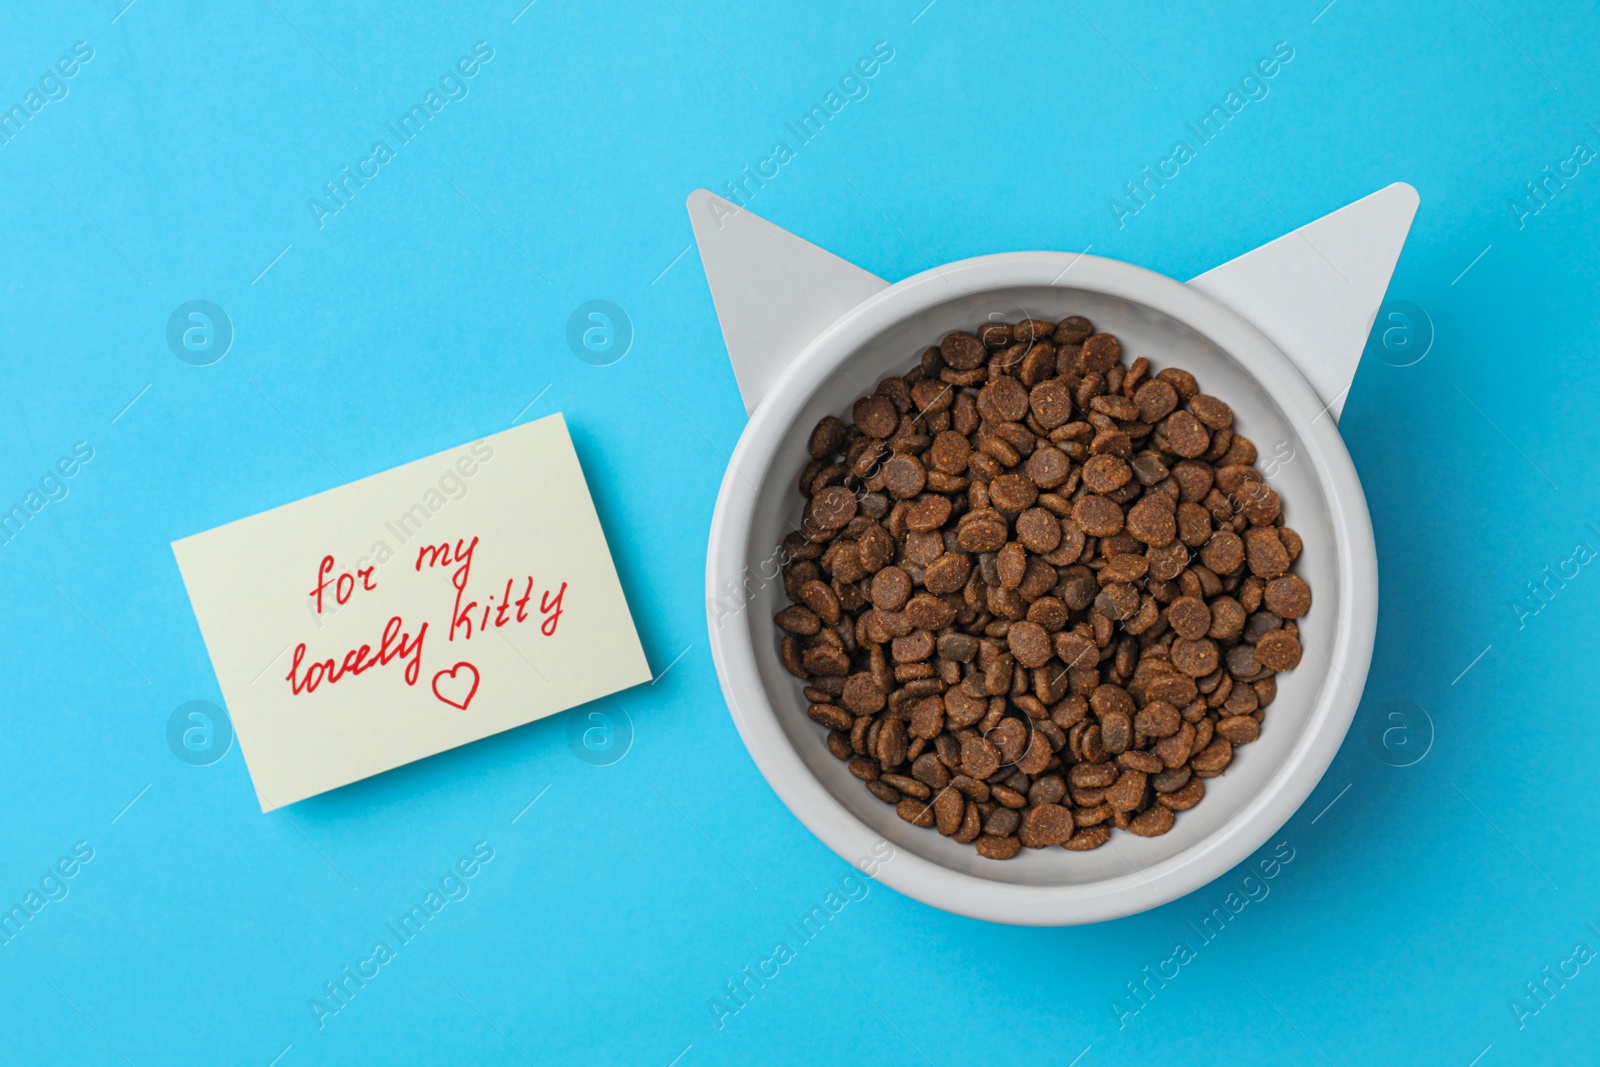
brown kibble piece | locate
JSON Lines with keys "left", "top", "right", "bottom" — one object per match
{"left": 798, "top": 580, "right": 842, "bottom": 624}
{"left": 881, "top": 773, "right": 930, "bottom": 800}
{"left": 882, "top": 454, "right": 926, "bottom": 499}
{"left": 1146, "top": 674, "right": 1198, "bottom": 707}
{"left": 806, "top": 703, "right": 853, "bottom": 730}
{"left": 1073, "top": 495, "right": 1124, "bottom": 537}
{"left": 808, "top": 485, "right": 857, "bottom": 530}
{"left": 1159, "top": 777, "right": 1205, "bottom": 810}
{"left": 1015, "top": 508, "right": 1062, "bottom": 553}
{"left": 870, "top": 566, "right": 912, "bottom": 611}
{"left": 1070, "top": 767, "right": 1115, "bottom": 795}
{"left": 1158, "top": 367, "right": 1199, "bottom": 398}
{"left": 1090, "top": 393, "right": 1140, "bottom": 420}
{"left": 774, "top": 606, "right": 821, "bottom": 635}
{"left": 1244, "top": 527, "right": 1291, "bottom": 578}
{"left": 978, "top": 377, "right": 1030, "bottom": 424}
{"left": 827, "top": 731, "right": 853, "bottom": 761}
{"left": 809, "top": 415, "right": 848, "bottom": 458}
{"left": 1170, "top": 637, "right": 1220, "bottom": 677}
{"left": 976, "top": 835, "right": 1021, "bottom": 860}
{"left": 1167, "top": 596, "right": 1212, "bottom": 640}
{"left": 1107, "top": 769, "right": 1147, "bottom": 812}
{"left": 1129, "top": 805, "right": 1175, "bottom": 837}
{"left": 1134, "top": 378, "right": 1179, "bottom": 423}
{"left": 866, "top": 780, "right": 900, "bottom": 805}
{"left": 1177, "top": 502, "right": 1213, "bottom": 547}
{"left": 929, "top": 430, "right": 971, "bottom": 474}
{"left": 1054, "top": 316, "right": 1094, "bottom": 345}
{"left": 1208, "top": 596, "right": 1247, "bottom": 640}
{"left": 1151, "top": 765, "right": 1190, "bottom": 793}
{"left": 978, "top": 323, "right": 1012, "bottom": 348}
{"left": 961, "top": 735, "right": 1001, "bottom": 780}
{"left": 897, "top": 797, "right": 936, "bottom": 827}
{"left": 1094, "top": 583, "right": 1141, "bottom": 622}
{"left": 1014, "top": 318, "right": 1054, "bottom": 342}
{"left": 906, "top": 495, "right": 952, "bottom": 533}
{"left": 877, "top": 718, "right": 908, "bottom": 769}
{"left": 1019, "top": 803, "right": 1075, "bottom": 848}
{"left": 1125, "top": 497, "right": 1176, "bottom": 547}
{"left": 1154, "top": 725, "right": 1193, "bottom": 769}
{"left": 1017, "top": 731, "right": 1052, "bottom": 775}
{"left": 1029, "top": 380, "right": 1075, "bottom": 429}
{"left": 1189, "top": 394, "right": 1232, "bottom": 429}
{"left": 923, "top": 553, "right": 972, "bottom": 594}
{"left": 841, "top": 673, "right": 886, "bottom": 715}
{"left": 1118, "top": 750, "right": 1164, "bottom": 774}
{"left": 1100, "top": 554, "right": 1148, "bottom": 584}
{"left": 1264, "top": 575, "right": 1312, "bottom": 619}
{"left": 1190, "top": 737, "right": 1234, "bottom": 776}
{"left": 1007, "top": 620, "right": 1053, "bottom": 668}
{"left": 913, "top": 752, "right": 950, "bottom": 788}
{"left": 1162, "top": 410, "right": 1211, "bottom": 458}
{"left": 958, "top": 517, "right": 1009, "bottom": 552}
{"left": 909, "top": 697, "right": 944, "bottom": 740}
{"left": 996, "top": 542, "right": 1027, "bottom": 589}
{"left": 853, "top": 394, "right": 899, "bottom": 438}
{"left": 1254, "top": 629, "right": 1302, "bottom": 671}
{"left": 1083, "top": 454, "right": 1132, "bottom": 494}
{"left": 983, "top": 808, "right": 1020, "bottom": 839}
{"left": 1216, "top": 716, "right": 1261, "bottom": 745}
{"left": 1236, "top": 480, "right": 1281, "bottom": 525}
{"left": 954, "top": 800, "right": 982, "bottom": 843}
{"left": 802, "top": 645, "right": 850, "bottom": 676}
{"left": 1099, "top": 710, "right": 1132, "bottom": 755}
{"left": 1134, "top": 700, "right": 1181, "bottom": 738}
{"left": 1064, "top": 823, "right": 1111, "bottom": 850}
{"left": 989, "top": 474, "right": 1038, "bottom": 512}
{"left": 1080, "top": 334, "right": 1121, "bottom": 372}
{"left": 940, "top": 331, "right": 988, "bottom": 370}
{"left": 934, "top": 787, "right": 964, "bottom": 835}
{"left": 1201, "top": 530, "right": 1245, "bottom": 575}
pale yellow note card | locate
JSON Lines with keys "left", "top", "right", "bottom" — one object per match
{"left": 172, "top": 413, "right": 650, "bottom": 811}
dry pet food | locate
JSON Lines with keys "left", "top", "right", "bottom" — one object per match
{"left": 774, "top": 316, "right": 1311, "bottom": 858}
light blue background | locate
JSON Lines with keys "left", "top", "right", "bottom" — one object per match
{"left": 3, "top": 1, "right": 1597, "bottom": 1063}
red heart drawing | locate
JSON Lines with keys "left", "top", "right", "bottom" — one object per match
{"left": 431, "top": 662, "right": 480, "bottom": 710}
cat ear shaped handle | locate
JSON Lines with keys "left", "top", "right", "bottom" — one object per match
{"left": 687, "top": 183, "right": 1419, "bottom": 425}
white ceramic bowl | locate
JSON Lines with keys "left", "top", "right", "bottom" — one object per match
{"left": 705, "top": 252, "right": 1376, "bottom": 926}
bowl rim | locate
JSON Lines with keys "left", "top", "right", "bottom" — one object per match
{"left": 705, "top": 250, "right": 1376, "bottom": 925}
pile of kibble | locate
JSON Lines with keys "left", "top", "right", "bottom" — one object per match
{"left": 773, "top": 317, "right": 1311, "bottom": 858}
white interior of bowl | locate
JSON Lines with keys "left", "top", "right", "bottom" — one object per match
{"left": 707, "top": 253, "right": 1375, "bottom": 924}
